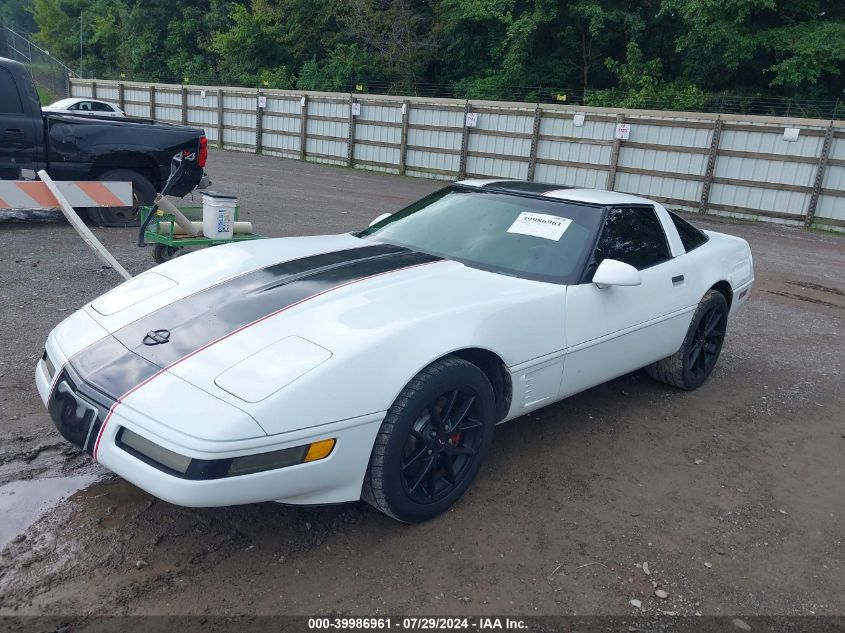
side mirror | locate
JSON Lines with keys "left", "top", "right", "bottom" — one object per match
{"left": 593, "top": 259, "right": 642, "bottom": 289}
{"left": 369, "top": 212, "right": 392, "bottom": 227}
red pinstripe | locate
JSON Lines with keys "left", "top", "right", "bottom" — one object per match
{"left": 90, "top": 260, "right": 440, "bottom": 461}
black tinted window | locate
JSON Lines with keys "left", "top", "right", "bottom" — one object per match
{"left": 669, "top": 211, "right": 708, "bottom": 252}
{"left": 93, "top": 101, "right": 113, "bottom": 112}
{"left": 0, "top": 69, "right": 23, "bottom": 114}
{"left": 596, "top": 206, "right": 671, "bottom": 270}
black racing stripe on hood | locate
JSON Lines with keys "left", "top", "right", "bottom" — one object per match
{"left": 65, "top": 244, "right": 440, "bottom": 403}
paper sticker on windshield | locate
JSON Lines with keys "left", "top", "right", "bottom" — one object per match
{"left": 507, "top": 212, "right": 572, "bottom": 241}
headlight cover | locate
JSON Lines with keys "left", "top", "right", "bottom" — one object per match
{"left": 214, "top": 336, "right": 332, "bottom": 403}
{"left": 91, "top": 272, "right": 177, "bottom": 316}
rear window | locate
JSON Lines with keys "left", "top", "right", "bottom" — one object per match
{"left": 669, "top": 211, "right": 709, "bottom": 252}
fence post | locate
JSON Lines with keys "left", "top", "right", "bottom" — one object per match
{"left": 117, "top": 82, "right": 125, "bottom": 110}
{"left": 606, "top": 113, "right": 624, "bottom": 191}
{"left": 458, "top": 101, "right": 470, "bottom": 179}
{"left": 347, "top": 95, "right": 357, "bottom": 168}
{"left": 805, "top": 123, "right": 835, "bottom": 227}
{"left": 398, "top": 101, "right": 410, "bottom": 176}
{"left": 149, "top": 85, "right": 156, "bottom": 120}
{"left": 299, "top": 95, "right": 309, "bottom": 161}
{"left": 217, "top": 89, "right": 224, "bottom": 149}
{"left": 699, "top": 117, "right": 723, "bottom": 214}
{"left": 527, "top": 104, "right": 542, "bottom": 181}
{"left": 180, "top": 86, "right": 188, "bottom": 125}
{"left": 91, "top": 81, "right": 97, "bottom": 99}
{"left": 255, "top": 89, "right": 263, "bottom": 155}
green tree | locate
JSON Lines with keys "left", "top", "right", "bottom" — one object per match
{"left": 661, "top": 0, "right": 845, "bottom": 97}
{"left": 22, "top": 0, "right": 845, "bottom": 106}
{"left": 0, "top": 0, "right": 38, "bottom": 33}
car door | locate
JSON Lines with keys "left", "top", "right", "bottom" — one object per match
{"left": 560, "top": 205, "right": 697, "bottom": 397}
{"left": 0, "top": 66, "right": 40, "bottom": 177}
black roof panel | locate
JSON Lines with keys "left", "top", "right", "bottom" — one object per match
{"left": 480, "top": 181, "right": 576, "bottom": 195}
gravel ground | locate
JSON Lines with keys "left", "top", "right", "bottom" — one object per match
{"left": 0, "top": 149, "right": 843, "bottom": 617}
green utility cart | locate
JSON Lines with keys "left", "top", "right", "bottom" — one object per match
{"left": 139, "top": 202, "right": 263, "bottom": 264}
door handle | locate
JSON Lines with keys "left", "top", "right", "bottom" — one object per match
{"left": 4, "top": 128, "right": 25, "bottom": 139}
{"left": 671, "top": 274, "right": 685, "bottom": 285}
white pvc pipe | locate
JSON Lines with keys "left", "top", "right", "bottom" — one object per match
{"left": 154, "top": 193, "right": 200, "bottom": 236}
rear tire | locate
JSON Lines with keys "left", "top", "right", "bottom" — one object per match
{"left": 645, "top": 289, "right": 729, "bottom": 390}
{"left": 85, "top": 169, "right": 156, "bottom": 227}
{"left": 362, "top": 356, "right": 496, "bottom": 523}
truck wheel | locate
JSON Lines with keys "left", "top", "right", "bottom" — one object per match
{"left": 362, "top": 356, "right": 496, "bottom": 523}
{"left": 645, "top": 289, "right": 729, "bottom": 390}
{"left": 86, "top": 169, "right": 156, "bottom": 227}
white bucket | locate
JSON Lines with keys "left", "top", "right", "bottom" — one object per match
{"left": 202, "top": 191, "right": 237, "bottom": 239}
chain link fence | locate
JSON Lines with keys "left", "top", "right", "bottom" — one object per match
{"left": 1, "top": 26, "right": 77, "bottom": 102}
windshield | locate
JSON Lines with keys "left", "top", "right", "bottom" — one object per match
{"left": 358, "top": 187, "right": 605, "bottom": 284}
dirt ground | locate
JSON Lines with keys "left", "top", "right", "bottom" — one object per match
{"left": 0, "top": 150, "right": 843, "bottom": 618}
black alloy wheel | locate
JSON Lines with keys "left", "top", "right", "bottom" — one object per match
{"left": 688, "top": 304, "right": 726, "bottom": 379}
{"left": 400, "top": 387, "right": 485, "bottom": 504}
{"left": 645, "top": 289, "right": 729, "bottom": 390}
{"left": 363, "top": 355, "right": 496, "bottom": 522}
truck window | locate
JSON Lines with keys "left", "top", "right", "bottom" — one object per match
{"left": 0, "top": 68, "right": 24, "bottom": 114}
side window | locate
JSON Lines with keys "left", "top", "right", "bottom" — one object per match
{"left": 93, "top": 101, "right": 113, "bottom": 112}
{"left": 669, "top": 211, "right": 708, "bottom": 252}
{"left": 79, "top": 102, "right": 92, "bottom": 111}
{"left": 596, "top": 206, "right": 672, "bottom": 270}
{"left": 0, "top": 69, "right": 23, "bottom": 114}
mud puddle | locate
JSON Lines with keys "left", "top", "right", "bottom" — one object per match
{"left": 0, "top": 474, "right": 98, "bottom": 547}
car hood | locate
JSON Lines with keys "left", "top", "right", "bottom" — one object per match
{"left": 81, "top": 233, "right": 567, "bottom": 435}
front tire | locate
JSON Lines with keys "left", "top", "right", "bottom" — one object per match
{"left": 362, "top": 356, "right": 496, "bottom": 523}
{"left": 645, "top": 289, "right": 729, "bottom": 390}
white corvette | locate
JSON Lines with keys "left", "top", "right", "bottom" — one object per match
{"left": 37, "top": 181, "right": 754, "bottom": 522}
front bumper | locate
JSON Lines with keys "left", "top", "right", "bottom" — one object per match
{"left": 37, "top": 347, "right": 384, "bottom": 507}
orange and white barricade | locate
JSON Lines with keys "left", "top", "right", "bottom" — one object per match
{"left": 0, "top": 180, "right": 132, "bottom": 209}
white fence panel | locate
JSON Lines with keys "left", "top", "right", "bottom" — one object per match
{"left": 68, "top": 78, "right": 845, "bottom": 230}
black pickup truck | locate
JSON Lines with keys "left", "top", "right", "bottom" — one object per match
{"left": 0, "top": 57, "right": 208, "bottom": 226}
